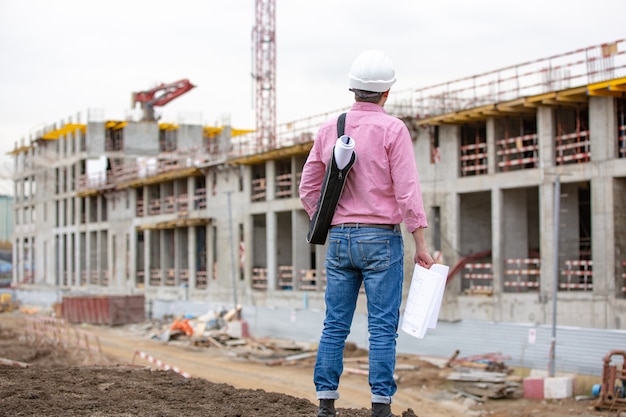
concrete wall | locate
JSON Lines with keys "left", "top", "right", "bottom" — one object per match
{"left": 177, "top": 124, "right": 203, "bottom": 150}
{"left": 124, "top": 123, "right": 160, "bottom": 155}
{"left": 0, "top": 195, "right": 14, "bottom": 242}
{"left": 86, "top": 122, "right": 105, "bottom": 154}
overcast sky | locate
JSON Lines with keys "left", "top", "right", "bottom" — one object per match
{"left": 0, "top": 0, "right": 625, "bottom": 195}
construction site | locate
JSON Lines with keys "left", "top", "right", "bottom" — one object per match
{"left": 5, "top": 0, "right": 626, "bottom": 382}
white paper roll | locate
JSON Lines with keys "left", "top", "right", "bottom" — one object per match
{"left": 333, "top": 135, "right": 355, "bottom": 170}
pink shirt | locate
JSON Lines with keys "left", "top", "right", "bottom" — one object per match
{"left": 299, "top": 102, "right": 428, "bottom": 233}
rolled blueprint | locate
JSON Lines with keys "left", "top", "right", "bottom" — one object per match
{"left": 333, "top": 135, "right": 355, "bottom": 170}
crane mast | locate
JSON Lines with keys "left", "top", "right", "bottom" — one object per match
{"left": 252, "top": 0, "right": 276, "bottom": 150}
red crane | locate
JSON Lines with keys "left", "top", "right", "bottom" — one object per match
{"left": 131, "top": 79, "right": 196, "bottom": 121}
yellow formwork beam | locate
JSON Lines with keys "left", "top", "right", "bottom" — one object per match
{"left": 136, "top": 217, "right": 211, "bottom": 231}
{"left": 228, "top": 142, "right": 313, "bottom": 165}
{"left": 7, "top": 145, "right": 32, "bottom": 155}
{"left": 40, "top": 124, "right": 86, "bottom": 140}
{"left": 587, "top": 77, "right": 626, "bottom": 97}
{"left": 116, "top": 167, "right": 202, "bottom": 190}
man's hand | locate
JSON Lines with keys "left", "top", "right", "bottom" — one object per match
{"left": 414, "top": 250, "right": 434, "bottom": 269}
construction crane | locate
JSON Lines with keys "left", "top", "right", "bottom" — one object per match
{"left": 252, "top": 0, "right": 276, "bottom": 150}
{"left": 131, "top": 79, "right": 196, "bottom": 121}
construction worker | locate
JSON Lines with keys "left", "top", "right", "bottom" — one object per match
{"left": 299, "top": 49, "right": 434, "bottom": 417}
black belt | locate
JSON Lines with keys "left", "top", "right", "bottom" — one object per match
{"left": 331, "top": 223, "right": 399, "bottom": 230}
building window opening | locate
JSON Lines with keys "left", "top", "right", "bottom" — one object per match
{"left": 497, "top": 117, "right": 538, "bottom": 172}
{"left": 430, "top": 125, "right": 440, "bottom": 164}
{"left": 460, "top": 124, "right": 487, "bottom": 177}
{"left": 555, "top": 107, "right": 590, "bottom": 165}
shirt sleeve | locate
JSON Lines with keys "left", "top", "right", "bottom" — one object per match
{"left": 299, "top": 130, "right": 328, "bottom": 218}
{"left": 388, "top": 122, "right": 428, "bottom": 232}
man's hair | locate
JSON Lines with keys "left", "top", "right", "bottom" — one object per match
{"left": 351, "top": 89, "right": 384, "bottom": 103}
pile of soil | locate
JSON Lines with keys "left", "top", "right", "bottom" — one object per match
{"left": 0, "top": 313, "right": 418, "bottom": 417}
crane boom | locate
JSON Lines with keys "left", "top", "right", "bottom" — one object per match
{"left": 132, "top": 79, "right": 196, "bottom": 121}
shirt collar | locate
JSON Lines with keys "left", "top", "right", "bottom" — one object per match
{"left": 351, "top": 101, "right": 387, "bottom": 113}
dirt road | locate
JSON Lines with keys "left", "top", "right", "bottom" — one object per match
{"left": 2, "top": 313, "right": 613, "bottom": 416}
{"left": 86, "top": 323, "right": 470, "bottom": 416}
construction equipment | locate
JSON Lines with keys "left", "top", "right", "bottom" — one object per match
{"left": 131, "top": 79, "right": 196, "bottom": 121}
{"left": 596, "top": 350, "right": 626, "bottom": 411}
{"left": 0, "top": 293, "right": 17, "bottom": 312}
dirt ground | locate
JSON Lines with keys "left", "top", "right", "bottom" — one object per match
{"left": 0, "top": 311, "right": 622, "bottom": 417}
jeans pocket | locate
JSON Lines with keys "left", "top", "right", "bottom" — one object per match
{"left": 357, "top": 239, "right": 390, "bottom": 271}
{"left": 325, "top": 239, "right": 341, "bottom": 268}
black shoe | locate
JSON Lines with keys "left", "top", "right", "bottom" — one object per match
{"left": 317, "top": 399, "right": 336, "bottom": 417}
{"left": 371, "top": 402, "right": 392, "bottom": 417}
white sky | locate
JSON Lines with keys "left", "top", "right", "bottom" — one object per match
{"left": 0, "top": 0, "right": 625, "bottom": 195}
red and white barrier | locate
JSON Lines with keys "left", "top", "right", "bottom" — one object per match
{"left": 132, "top": 351, "right": 191, "bottom": 378}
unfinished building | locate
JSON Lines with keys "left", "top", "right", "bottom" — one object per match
{"left": 11, "top": 39, "right": 626, "bottom": 330}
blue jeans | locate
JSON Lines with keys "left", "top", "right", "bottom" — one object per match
{"left": 314, "top": 225, "right": 404, "bottom": 405}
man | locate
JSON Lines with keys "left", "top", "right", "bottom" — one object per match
{"left": 299, "top": 49, "right": 434, "bottom": 417}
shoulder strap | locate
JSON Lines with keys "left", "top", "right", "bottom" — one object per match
{"left": 337, "top": 113, "right": 347, "bottom": 137}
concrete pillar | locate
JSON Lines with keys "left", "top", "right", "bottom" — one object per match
{"left": 538, "top": 180, "right": 555, "bottom": 310}
{"left": 174, "top": 228, "right": 180, "bottom": 286}
{"left": 12, "top": 239, "right": 18, "bottom": 285}
{"left": 66, "top": 232, "right": 73, "bottom": 286}
{"left": 208, "top": 224, "right": 216, "bottom": 284}
{"left": 438, "top": 192, "right": 462, "bottom": 322}
{"left": 537, "top": 105, "right": 557, "bottom": 318}
{"left": 144, "top": 229, "right": 151, "bottom": 288}
{"left": 187, "top": 176, "right": 194, "bottom": 211}
{"left": 590, "top": 176, "right": 614, "bottom": 328}
{"left": 30, "top": 238, "right": 35, "bottom": 284}
{"left": 589, "top": 96, "right": 617, "bottom": 327}
{"left": 159, "top": 229, "right": 165, "bottom": 286}
{"left": 107, "top": 233, "right": 113, "bottom": 288}
{"left": 537, "top": 107, "right": 555, "bottom": 170}
{"left": 74, "top": 200, "right": 81, "bottom": 285}
{"left": 292, "top": 210, "right": 310, "bottom": 290}
{"left": 97, "top": 230, "right": 103, "bottom": 286}
{"left": 55, "top": 234, "right": 61, "bottom": 287}
{"left": 266, "top": 210, "right": 277, "bottom": 290}
{"left": 188, "top": 226, "right": 196, "bottom": 291}
{"left": 85, "top": 231, "right": 91, "bottom": 285}
{"left": 589, "top": 96, "right": 617, "bottom": 161}
{"left": 491, "top": 187, "right": 503, "bottom": 322}
{"left": 486, "top": 118, "right": 497, "bottom": 174}
{"left": 124, "top": 233, "right": 131, "bottom": 289}
{"left": 266, "top": 160, "right": 276, "bottom": 201}
{"left": 590, "top": 176, "right": 613, "bottom": 296}
{"left": 243, "top": 216, "right": 254, "bottom": 302}
{"left": 491, "top": 187, "right": 503, "bottom": 295}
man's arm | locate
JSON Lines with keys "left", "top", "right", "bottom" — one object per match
{"left": 412, "top": 227, "right": 434, "bottom": 269}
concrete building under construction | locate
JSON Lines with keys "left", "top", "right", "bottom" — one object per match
{"left": 10, "top": 39, "right": 626, "bottom": 334}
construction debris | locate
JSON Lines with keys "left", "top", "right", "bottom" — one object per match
{"left": 145, "top": 306, "right": 321, "bottom": 365}
{"left": 445, "top": 351, "right": 523, "bottom": 402}
{"left": 141, "top": 313, "right": 527, "bottom": 404}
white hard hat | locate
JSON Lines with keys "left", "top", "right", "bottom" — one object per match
{"left": 348, "top": 49, "right": 396, "bottom": 93}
